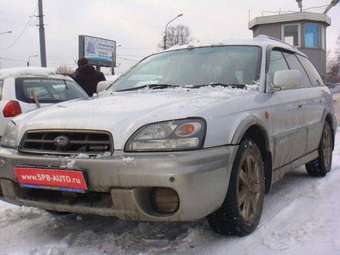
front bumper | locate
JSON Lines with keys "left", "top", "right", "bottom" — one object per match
{"left": 0, "top": 146, "right": 238, "bottom": 221}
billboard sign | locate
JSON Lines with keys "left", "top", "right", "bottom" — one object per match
{"left": 79, "top": 35, "right": 116, "bottom": 67}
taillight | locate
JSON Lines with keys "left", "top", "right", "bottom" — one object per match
{"left": 3, "top": 101, "right": 22, "bottom": 118}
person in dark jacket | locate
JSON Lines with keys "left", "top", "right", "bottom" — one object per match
{"left": 73, "top": 58, "right": 106, "bottom": 96}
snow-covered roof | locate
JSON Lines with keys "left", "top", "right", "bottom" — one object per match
{"left": 105, "top": 74, "right": 120, "bottom": 81}
{"left": 158, "top": 36, "right": 306, "bottom": 57}
{"left": 0, "top": 67, "right": 72, "bottom": 80}
{"left": 249, "top": 12, "right": 331, "bottom": 29}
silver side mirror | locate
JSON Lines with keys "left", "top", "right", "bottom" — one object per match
{"left": 97, "top": 81, "right": 113, "bottom": 93}
{"left": 272, "top": 70, "right": 303, "bottom": 91}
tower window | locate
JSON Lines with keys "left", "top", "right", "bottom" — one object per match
{"left": 304, "top": 23, "right": 322, "bottom": 49}
{"left": 281, "top": 24, "right": 301, "bottom": 47}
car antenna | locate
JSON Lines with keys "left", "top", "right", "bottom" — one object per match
{"left": 31, "top": 89, "right": 41, "bottom": 108}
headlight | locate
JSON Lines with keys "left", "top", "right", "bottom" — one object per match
{"left": 1, "top": 121, "right": 18, "bottom": 148}
{"left": 125, "top": 118, "right": 206, "bottom": 152}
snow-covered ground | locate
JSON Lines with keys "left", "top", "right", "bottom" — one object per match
{"left": 0, "top": 130, "right": 340, "bottom": 255}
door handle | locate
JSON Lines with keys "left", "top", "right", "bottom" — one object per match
{"left": 298, "top": 104, "right": 303, "bottom": 109}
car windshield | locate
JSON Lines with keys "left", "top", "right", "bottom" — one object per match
{"left": 15, "top": 77, "right": 88, "bottom": 103}
{"left": 111, "top": 46, "right": 261, "bottom": 91}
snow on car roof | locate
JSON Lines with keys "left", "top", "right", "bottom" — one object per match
{"left": 106, "top": 74, "right": 120, "bottom": 81}
{"left": 0, "top": 67, "right": 73, "bottom": 80}
{"left": 160, "top": 36, "right": 306, "bottom": 57}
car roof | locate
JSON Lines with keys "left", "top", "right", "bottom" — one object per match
{"left": 0, "top": 67, "right": 73, "bottom": 80}
{"left": 161, "top": 35, "right": 307, "bottom": 57}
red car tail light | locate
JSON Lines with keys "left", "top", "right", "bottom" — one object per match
{"left": 3, "top": 100, "right": 22, "bottom": 118}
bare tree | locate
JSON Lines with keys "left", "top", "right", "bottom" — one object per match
{"left": 326, "top": 50, "right": 336, "bottom": 73}
{"left": 160, "top": 25, "right": 193, "bottom": 49}
{"left": 326, "top": 34, "right": 340, "bottom": 83}
{"left": 336, "top": 34, "right": 340, "bottom": 64}
{"left": 56, "top": 65, "right": 75, "bottom": 75}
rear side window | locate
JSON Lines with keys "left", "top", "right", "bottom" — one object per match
{"left": 0, "top": 80, "right": 3, "bottom": 100}
{"left": 283, "top": 52, "right": 312, "bottom": 88}
{"left": 15, "top": 78, "right": 88, "bottom": 103}
{"left": 296, "top": 55, "right": 324, "bottom": 87}
{"left": 267, "top": 50, "right": 289, "bottom": 84}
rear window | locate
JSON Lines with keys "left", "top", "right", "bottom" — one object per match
{"left": 296, "top": 55, "right": 324, "bottom": 87}
{"left": 283, "top": 52, "right": 312, "bottom": 88}
{"left": 15, "top": 78, "right": 88, "bottom": 103}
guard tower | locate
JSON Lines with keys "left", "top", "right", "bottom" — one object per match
{"left": 249, "top": 12, "right": 331, "bottom": 77}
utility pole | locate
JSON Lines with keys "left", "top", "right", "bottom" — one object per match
{"left": 38, "top": 0, "right": 47, "bottom": 67}
{"left": 296, "top": 0, "right": 303, "bottom": 12}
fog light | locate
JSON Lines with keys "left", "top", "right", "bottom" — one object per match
{"left": 151, "top": 188, "right": 179, "bottom": 214}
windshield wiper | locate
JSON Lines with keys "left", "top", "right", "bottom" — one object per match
{"left": 116, "top": 83, "right": 179, "bottom": 92}
{"left": 189, "top": 83, "right": 246, "bottom": 89}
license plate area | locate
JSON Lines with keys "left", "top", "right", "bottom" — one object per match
{"left": 15, "top": 166, "right": 88, "bottom": 193}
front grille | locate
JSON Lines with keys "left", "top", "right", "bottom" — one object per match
{"left": 19, "top": 130, "right": 113, "bottom": 155}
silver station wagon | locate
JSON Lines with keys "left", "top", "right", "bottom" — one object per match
{"left": 0, "top": 36, "right": 336, "bottom": 236}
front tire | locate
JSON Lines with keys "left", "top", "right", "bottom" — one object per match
{"left": 208, "top": 138, "right": 265, "bottom": 236}
{"left": 305, "top": 121, "right": 333, "bottom": 177}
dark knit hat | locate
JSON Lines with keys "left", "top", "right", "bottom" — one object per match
{"left": 77, "top": 57, "right": 88, "bottom": 66}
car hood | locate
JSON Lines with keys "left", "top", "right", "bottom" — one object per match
{"left": 15, "top": 87, "right": 256, "bottom": 149}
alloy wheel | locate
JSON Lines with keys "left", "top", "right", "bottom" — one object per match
{"left": 237, "top": 152, "right": 263, "bottom": 224}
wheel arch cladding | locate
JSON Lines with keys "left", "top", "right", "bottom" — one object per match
{"left": 241, "top": 124, "right": 273, "bottom": 193}
{"left": 325, "top": 113, "right": 335, "bottom": 150}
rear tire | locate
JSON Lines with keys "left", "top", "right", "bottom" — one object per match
{"left": 305, "top": 121, "right": 333, "bottom": 177}
{"left": 208, "top": 138, "right": 265, "bottom": 236}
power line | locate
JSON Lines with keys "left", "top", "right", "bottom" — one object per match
{"left": 261, "top": 3, "right": 337, "bottom": 15}
{"left": 0, "top": 57, "right": 26, "bottom": 63}
{"left": 0, "top": 1, "right": 37, "bottom": 50}
{"left": 261, "top": 10, "right": 296, "bottom": 15}
{"left": 0, "top": 17, "right": 33, "bottom": 50}
{"left": 303, "top": 4, "right": 329, "bottom": 11}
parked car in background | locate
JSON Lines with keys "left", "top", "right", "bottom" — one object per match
{"left": 0, "top": 67, "right": 88, "bottom": 137}
{"left": 0, "top": 37, "right": 336, "bottom": 236}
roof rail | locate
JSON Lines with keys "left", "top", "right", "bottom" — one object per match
{"left": 255, "top": 35, "right": 295, "bottom": 48}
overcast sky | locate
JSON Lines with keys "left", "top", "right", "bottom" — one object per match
{"left": 0, "top": 0, "right": 339, "bottom": 73}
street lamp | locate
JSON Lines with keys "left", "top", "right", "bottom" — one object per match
{"left": 324, "top": 0, "right": 340, "bottom": 14}
{"left": 163, "top": 13, "right": 183, "bottom": 50}
{"left": 0, "top": 31, "right": 12, "bottom": 35}
{"left": 27, "top": 54, "right": 38, "bottom": 67}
